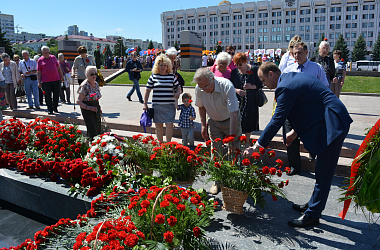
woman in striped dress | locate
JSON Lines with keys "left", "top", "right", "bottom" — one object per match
{"left": 143, "top": 55, "right": 180, "bottom": 143}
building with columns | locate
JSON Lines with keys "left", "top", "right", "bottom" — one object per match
{"left": 161, "top": 0, "right": 380, "bottom": 55}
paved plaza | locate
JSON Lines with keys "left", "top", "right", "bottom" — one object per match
{"left": 1, "top": 84, "right": 380, "bottom": 249}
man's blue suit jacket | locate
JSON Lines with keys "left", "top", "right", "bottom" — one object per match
{"left": 258, "top": 72, "right": 353, "bottom": 155}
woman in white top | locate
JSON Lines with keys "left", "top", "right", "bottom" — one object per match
{"left": 279, "top": 35, "right": 303, "bottom": 72}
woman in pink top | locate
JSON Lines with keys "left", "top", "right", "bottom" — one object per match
{"left": 37, "top": 46, "right": 63, "bottom": 115}
{"left": 209, "top": 52, "right": 232, "bottom": 79}
{"left": 226, "top": 45, "right": 237, "bottom": 70}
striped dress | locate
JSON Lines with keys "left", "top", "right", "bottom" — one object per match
{"left": 146, "top": 74, "right": 179, "bottom": 104}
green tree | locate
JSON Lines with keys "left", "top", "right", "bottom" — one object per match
{"left": 174, "top": 40, "right": 180, "bottom": 51}
{"left": 0, "top": 27, "right": 14, "bottom": 57}
{"left": 13, "top": 45, "right": 37, "bottom": 58}
{"left": 333, "top": 34, "right": 350, "bottom": 62}
{"left": 64, "top": 34, "right": 69, "bottom": 40}
{"left": 136, "top": 45, "right": 142, "bottom": 56}
{"left": 352, "top": 35, "right": 367, "bottom": 61}
{"left": 372, "top": 36, "right": 380, "bottom": 61}
{"left": 114, "top": 37, "right": 124, "bottom": 57}
{"left": 148, "top": 40, "right": 154, "bottom": 50}
{"left": 314, "top": 33, "right": 325, "bottom": 56}
{"left": 47, "top": 38, "right": 58, "bottom": 57}
{"left": 104, "top": 44, "right": 112, "bottom": 58}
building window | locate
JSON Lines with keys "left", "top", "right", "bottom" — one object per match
{"left": 306, "top": 17, "right": 310, "bottom": 22}
{"left": 347, "top": 6, "right": 352, "bottom": 11}
{"left": 277, "top": 20, "right": 281, "bottom": 24}
{"left": 222, "top": 31, "right": 225, "bottom": 35}
{"left": 369, "top": 31, "right": 373, "bottom": 37}
{"left": 336, "top": 7, "right": 341, "bottom": 12}
{"left": 369, "top": 22, "right": 374, "bottom": 27}
{"left": 336, "top": 16, "right": 341, "bottom": 20}
{"left": 226, "top": 30, "right": 229, "bottom": 35}
{"left": 330, "top": 16, "right": 335, "bottom": 21}
{"left": 321, "top": 16, "right": 325, "bottom": 21}
{"left": 300, "top": 26, "right": 304, "bottom": 31}
{"left": 345, "top": 33, "right": 350, "bottom": 39}
{"left": 277, "top": 35, "right": 281, "bottom": 41}
{"left": 277, "top": 12, "right": 281, "bottom": 16}
{"left": 286, "top": 19, "right": 290, "bottom": 23}
{"left": 352, "top": 23, "right": 357, "bottom": 28}
{"left": 331, "top": 7, "right": 335, "bottom": 12}
{"left": 346, "top": 15, "right": 351, "bottom": 20}
{"left": 315, "top": 17, "right": 319, "bottom": 22}
{"left": 352, "top": 15, "right": 358, "bottom": 20}
{"left": 336, "top": 24, "right": 341, "bottom": 29}
{"left": 320, "top": 25, "right": 325, "bottom": 29}
{"left": 346, "top": 23, "right": 351, "bottom": 28}
{"left": 238, "top": 22, "right": 242, "bottom": 27}
{"left": 314, "top": 33, "right": 320, "bottom": 39}
{"left": 300, "top": 18, "right": 305, "bottom": 23}
{"left": 352, "top": 33, "right": 356, "bottom": 38}
{"left": 226, "top": 23, "right": 230, "bottom": 28}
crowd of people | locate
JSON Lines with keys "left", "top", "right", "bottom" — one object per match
{"left": 0, "top": 35, "right": 352, "bottom": 229}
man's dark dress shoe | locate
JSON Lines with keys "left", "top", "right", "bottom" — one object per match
{"left": 292, "top": 203, "right": 309, "bottom": 213}
{"left": 288, "top": 214, "right": 320, "bottom": 227}
{"left": 287, "top": 166, "right": 301, "bottom": 176}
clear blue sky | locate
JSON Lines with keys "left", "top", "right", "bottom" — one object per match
{"left": 1, "top": 0, "right": 246, "bottom": 43}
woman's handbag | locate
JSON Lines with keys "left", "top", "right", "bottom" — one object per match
{"left": 140, "top": 110, "right": 152, "bottom": 133}
{"left": 100, "top": 116, "right": 111, "bottom": 134}
{"left": 257, "top": 88, "right": 268, "bottom": 107}
{"left": 63, "top": 73, "right": 73, "bottom": 88}
{"left": 15, "top": 84, "right": 26, "bottom": 97}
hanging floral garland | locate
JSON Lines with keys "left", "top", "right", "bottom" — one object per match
{"left": 339, "top": 119, "right": 380, "bottom": 220}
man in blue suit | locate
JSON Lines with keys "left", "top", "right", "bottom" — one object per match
{"left": 244, "top": 62, "right": 352, "bottom": 228}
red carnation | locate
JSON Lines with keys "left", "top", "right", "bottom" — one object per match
{"left": 193, "top": 227, "right": 201, "bottom": 237}
{"left": 155, "top": 214, "right": 165, "bottom": 224}
{"left": 252, "top": 152, "right": 261, "bottom": 160}
{"left": 177, "top": 204, "right": 186, "bottom": 211}
{"left": 86, "top": 59, "right": 90, "bottom": 63}
{"left": 276, "top": 159, "right": 283, "bottom": 167}
{"left": 242, "top": 158, "right": 250, "bottom": 166}
{"left": 214, "top": 162, "right": 221, "bottom": 168}
{"left": 163, "top": 231, "right": 174, "bottom": 243}
{"left": 259, "top": 147, "right": 265, "bottom": 155}
{"left": 262, "top": 166, "right": 270, "bottom": 175}
{"left": 140, "top": 200, "right": 150, "bottom": 208}
{"left": 160, "top": 200, "right": 170, "bottom": 208}
{"left": 167, "top": 216, "right": 177, "bottom": 226}
{"left": 124, "top": 234, "right": 139, "bottom": 247}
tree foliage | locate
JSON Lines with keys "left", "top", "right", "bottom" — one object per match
{"left": 372, "top": 36, "right": 380, "bottom": 61}
{"left": 0, "top": 27, "right": 14, "bottom": 57}
{"left": 113, "top": 37, "right": 124, "bottom": 57}
{"left": 136, "top": 46, "right": 142, "bottom": 56}
{"left": 148, "top": 40, "right": 154, "bottom": 50}
{"left": 104, "top": 45, "right": 112, "bottom": 58}
{"left": 333, "top": 34, "right": 350, "bottom": 62}
{"left": 47, "top": 38, "right": 58, "bottom": 57}
{"left": 352, "top": 35, "right": 367, "bottom": 61}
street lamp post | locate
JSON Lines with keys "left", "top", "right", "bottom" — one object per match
{"left": 15, "top": 24, "right": 23, "bottom": 53}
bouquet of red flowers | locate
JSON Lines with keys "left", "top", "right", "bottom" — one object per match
{"left": 0, "top": 117, "right": 27, "bottom": 151}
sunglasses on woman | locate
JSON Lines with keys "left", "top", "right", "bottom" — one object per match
{"left": 89, "top": 73, "right": 97, "bottom": 76}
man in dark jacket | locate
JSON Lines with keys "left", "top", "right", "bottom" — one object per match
{"left": 244, "top": 62, "right": 352, "bottom": 228}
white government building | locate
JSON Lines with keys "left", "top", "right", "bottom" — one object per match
{"left": 161, "top": 0, "right": 380, "bottom": 55}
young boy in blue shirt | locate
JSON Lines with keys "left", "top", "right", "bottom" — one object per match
{"left": 177, "top": 93, "right": 196, "bottom": 147}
